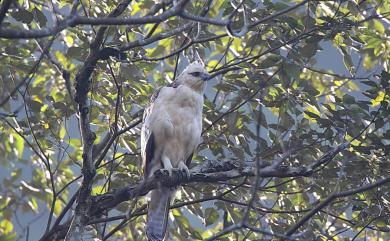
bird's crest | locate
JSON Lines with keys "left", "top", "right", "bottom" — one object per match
{"left": 193, "top": 50, "right": 205, "bottom": 66}
{"left": 182, "top": 61, "right": 205, "bottom": 73}
{"left": 188, "top": 47, "right": 205, "bottom": 67}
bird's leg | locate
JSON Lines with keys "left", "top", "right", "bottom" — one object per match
{"left": 161, "top": 155, "right": 173, "bottom": 176}
{"left": 178, "top": 161, "right": 190, "bottom": 179}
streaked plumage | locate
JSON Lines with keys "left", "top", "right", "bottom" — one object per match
{"left": 141, "top": 61, "right": 210, "bottom": 241}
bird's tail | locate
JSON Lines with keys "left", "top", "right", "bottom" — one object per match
{"left": 146, "top": 186, "right": 172, "bottom": 241}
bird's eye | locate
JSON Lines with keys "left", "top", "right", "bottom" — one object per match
{"left": 190, "top": 72, "right": 201, "bottom": 77}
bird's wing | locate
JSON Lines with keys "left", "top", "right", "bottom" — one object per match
{"left": 185, "top": 152, "right": 194, "bottom": 167}
{"left": 141, "top": 88, "right": 160, "bottom": 179}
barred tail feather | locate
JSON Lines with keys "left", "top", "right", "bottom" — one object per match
{"left": 146, "top": 187, "right": 171, "bottom": 241}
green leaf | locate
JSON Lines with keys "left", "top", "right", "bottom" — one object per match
{"left": 27, "top": 198, "right": 39, "bottom": 213}
{"left": 343, "top": 94, "right": 355, "bottom": 105}
{"left": 59, "top": 126, "right": 66, "bottom": 139}
{"left": 67, "top": 47, "right": 85, "bottom": 61}
{"left": 304, "top": 106, "right": 321, "bottom": 122}
{"left": 55, "top": 51, "right": 69, "bottom": 67}
{"left": 376, "top": 220, "right": 388, "bottom": 228}
{"left": 361, "top": 80, "right": 378, "bottom": 87}
{"left": 380, "top": 70, "right": 390, "bottom": 88}
{"left": 27, "top": 100, "right": 43, "bottom": 112}
{"left": 92, "top": 185, "right": 105, "bottom": 195}
{"left": 190, "top": 229, "right": 203, "bottom": 240}
{"left": 273, "top": 2, "right": 290, "bottom": 10}
{"left": 53, "top": 201, "right": 62, "bottom": 216}
{"left": 258, "top": 54, "right": 281, "bottom": 68}
{"left": 33, "top": 8, "right": 47, "bottom": 26}
{"left": 371, "top": 91, "right": 385, "bottom": 107}
{"left": 365, "top": 38, "right": 381, "bottom": 49}
{"left": 11, "top": 9, "right": 33, "bottom": 24}
{"left": 304, "top": 110, "right": 320, "bottom": 119}
{"left": 0, "top": 219, "right": 14, "bottom": 234}
{"left": 0, "top": 232, "right": 17, "bottom": 241}
{"left": 301, "top": 42, "right": 320, "bottom": 58}
{"left": 339, "top": 47, "right": 354, "bottom": 75}
{"left": 204, "top": 207, "right": 219, "bottom": 226}
{"left": 12, "top": 133, "right": 24, "bottom": 158}
{"left": 372, "top": 20, "right": 385, "bottom": 34}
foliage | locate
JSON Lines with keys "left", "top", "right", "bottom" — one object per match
{"left": 0, "top": 0, "right": 389, "bottom": 240}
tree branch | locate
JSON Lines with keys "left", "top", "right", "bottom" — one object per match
{"left": 42, "top": 158, "right": 311, "bottom": 240}
{"left": 41, "top": 135, "right": 369, "bottom": 240}
{"left": 285, "top": 176, "right": 390, "bottom": 237}
{"left": 179, "top": 0, "right": 309, "bottom": 36}
{"left": 91, "top": 159, "right": 311, "bottom": 218}
{"left": 0, "top": 0, "right": 190, "bottom": 39}
{"left": 0, "top": 0, "right": 12, "bottom": 25}
{"left": 64, "top": 1, "right": 133, "bottom": 240}
{"left": 119, "top": 23, "right": 194, "bottom": 52}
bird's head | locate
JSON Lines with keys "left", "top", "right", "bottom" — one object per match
{"left": 176, "top": 61, "right": 211, "bottom": 93}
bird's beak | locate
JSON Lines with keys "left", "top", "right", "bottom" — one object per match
{"left": 201, "top": 73, "right": 211, "bottom": 81}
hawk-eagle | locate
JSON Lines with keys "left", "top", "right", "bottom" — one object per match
{"left": 141, "top": 61, "right": 211, "bottom": 241}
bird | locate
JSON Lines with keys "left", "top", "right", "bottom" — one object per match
{"left": 140, "top": 61, "right": 211, "bottom": 241}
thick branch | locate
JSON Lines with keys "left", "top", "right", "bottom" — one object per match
{"left": 0, "top": 0, "right": 190, "bottom": 39}
{"left": 64, "top": 1, "right": 133, "bottom": 240}
{"left": 179, "top": 0, "right": 309, "bottom": 36}
{"left": 42, "top": 139, "right": 365, "bottom": 240}
{"left": 91, "top": 159, "right": 312, "bottom": 217}
{"left": 43, "top": 159, "right": 311, "bottom": 240}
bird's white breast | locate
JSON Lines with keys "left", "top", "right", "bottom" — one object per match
{"left": 147, "top": 85, "right": 204, "bottom": 164}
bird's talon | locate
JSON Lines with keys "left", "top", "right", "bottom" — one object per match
{"left": 178, "top": 161, "right": 190, "bottom": 179}
{"left": 163, "top": 168, "right": 173, "bottom": 177}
